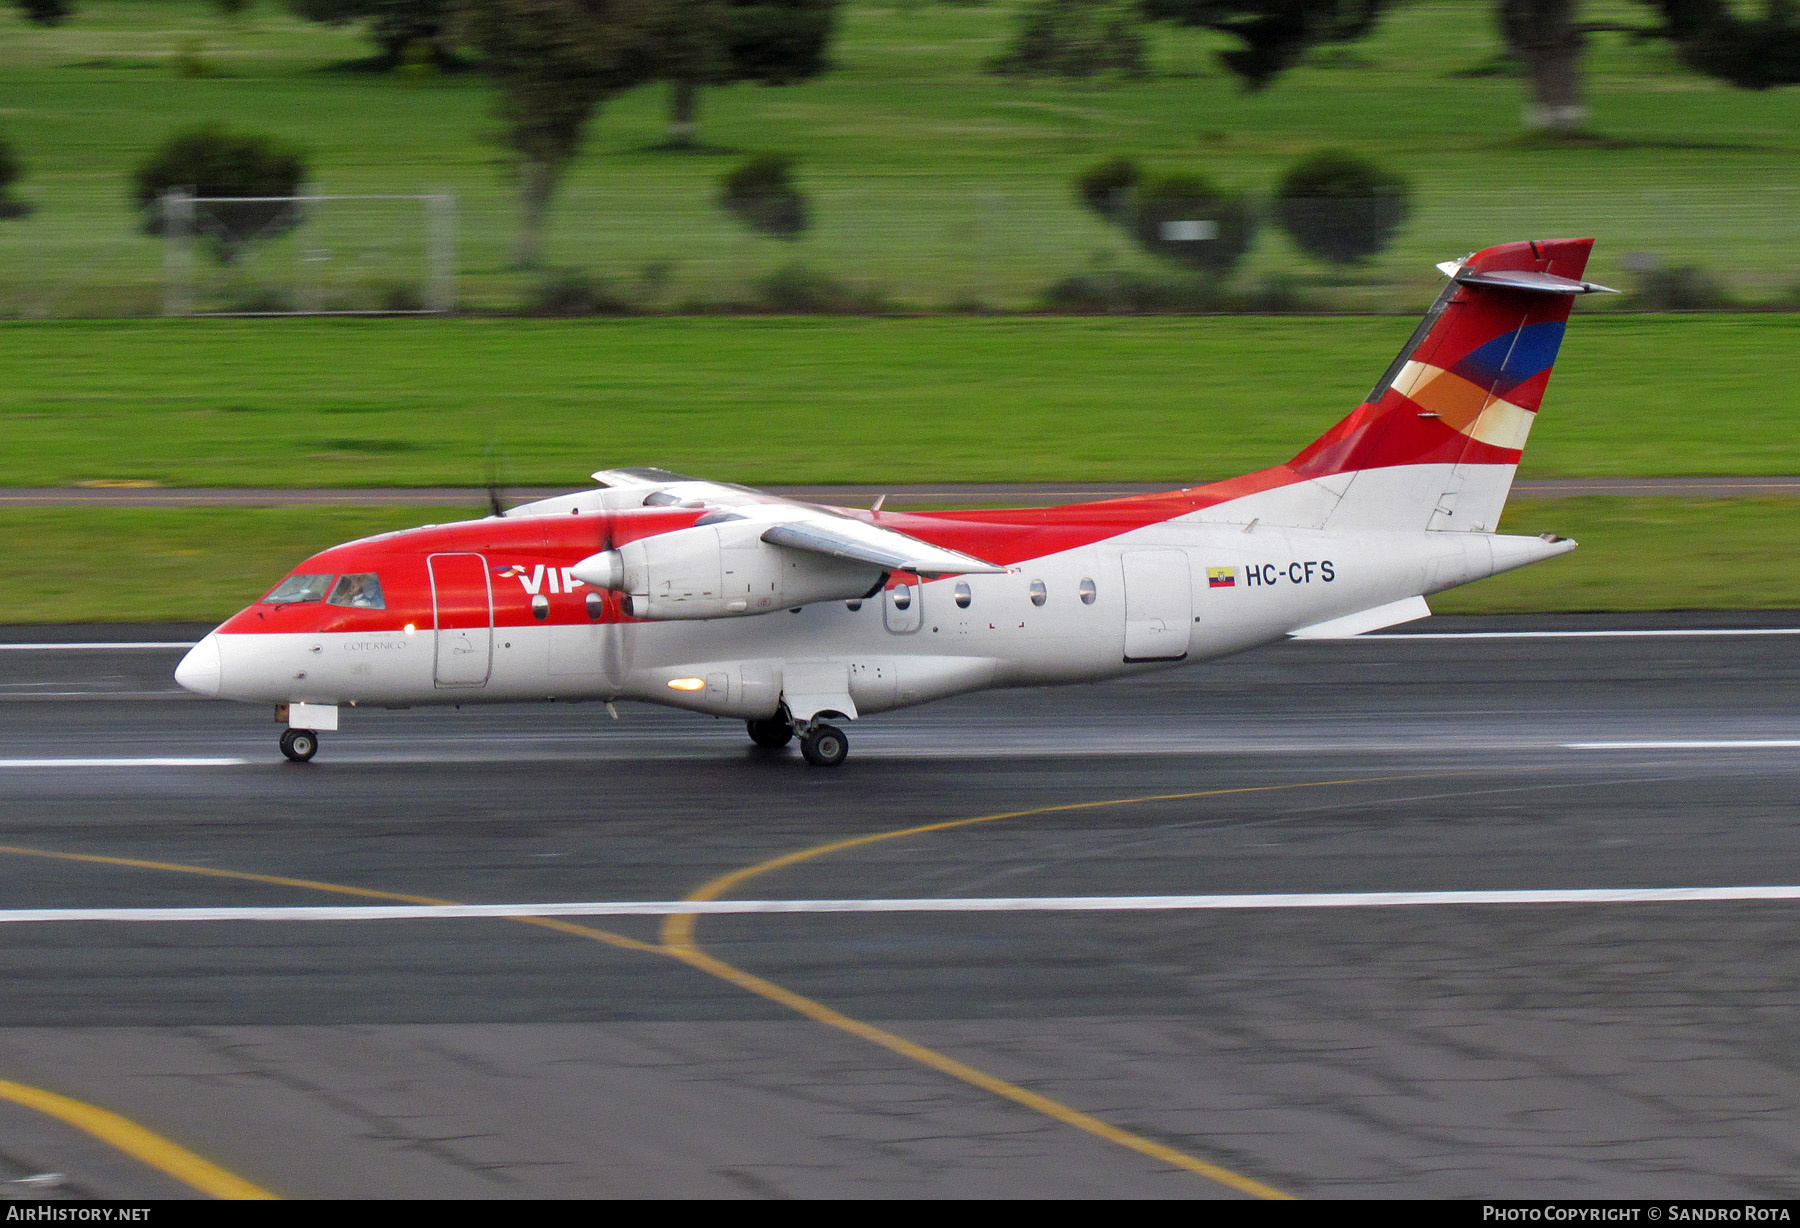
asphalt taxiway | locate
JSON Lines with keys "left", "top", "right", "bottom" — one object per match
{"left": 1, "top": 613, "right": 1799, "bottom": 1199}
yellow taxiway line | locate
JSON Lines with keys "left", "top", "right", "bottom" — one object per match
{"left": 0, "top": 1077, "right": 278, "bottom": 1200}
{"left": 0, "top": 773, "right": 1431, "bottom": 1200}
{"left": 660, "top": 776, "right": 1438, "bottom": 1199}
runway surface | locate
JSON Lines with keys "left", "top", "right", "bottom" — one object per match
{"left": 6, "top": 476, "right": 1799, "bottom": 508}
{"left": 1, "top": 612, "right": 1799, "bottom": 1199}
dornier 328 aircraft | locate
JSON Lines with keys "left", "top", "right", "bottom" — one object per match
{"left": 176, "top": 238, "right": 1611, "bottom": 766}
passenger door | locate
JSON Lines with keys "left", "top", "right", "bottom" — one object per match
{"left": 1121, "top": 550, "right": 1192, "bottom": 662}
{"left": 429, "top": 553, "right": 493, "bottom": 687}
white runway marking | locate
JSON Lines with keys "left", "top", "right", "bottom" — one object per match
{"left": 0, "top": 643, "right": 197, "bottom": 651}
{"left": 1383, "top": 628, "right": 1800, "bottom": 640}
{"left": 0, "top": 758, "right": 249, "bottom": 769}
{"left": 3, "top": 886, "right": 1799, "bottom": 923}
{"left": 1567, "top": 740, "right": 1800, "bottom": 750}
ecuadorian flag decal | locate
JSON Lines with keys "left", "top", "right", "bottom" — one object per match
{"left": 1207, "top": 567, "right": 1236, "bottom": 588}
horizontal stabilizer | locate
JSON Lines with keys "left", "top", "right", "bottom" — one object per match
{"left": 1436, "top": 263, "right": 1617, "bottom": 295}
{"left": 1289, "top": 596, "right": 1431, "bottom": 640}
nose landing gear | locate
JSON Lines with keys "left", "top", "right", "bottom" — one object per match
{"left": 279, "top": 728, "right": 319, "bottom": 763}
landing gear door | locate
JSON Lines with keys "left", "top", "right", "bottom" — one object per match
{"left": 883, "top": 573, "right": 922, "bottom": 634}
{"left": 429, "top": 552, "right": 493, "bottom": 687}
{"left": 1121, "top": 550, "right": 1192, "bottom": 663}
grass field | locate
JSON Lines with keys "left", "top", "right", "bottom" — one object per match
{"left": 3, "top": 2, "right": 1800, "bottom": 312}
{"left": 4, "top": 314, "right": 1796, "bottom": 486}
{"left": 2, "top": 498, "right": 1791, "bottom": 623}
{"left": 4, "top": 3, "right": 1797, "bottom": 617}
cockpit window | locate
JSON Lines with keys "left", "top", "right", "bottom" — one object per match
{"left": 263, "top": 574, "right": 334, "bottom": 604}
{"left": 327, "top": 573, "right": 385, "bottom": 610}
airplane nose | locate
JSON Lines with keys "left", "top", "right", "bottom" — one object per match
{"left": 174, "top": 633, "right": 222, "bottom": 697}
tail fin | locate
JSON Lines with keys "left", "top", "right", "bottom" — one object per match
{"left": 1292, "top": 238, "right": 1612, "bottom": 533}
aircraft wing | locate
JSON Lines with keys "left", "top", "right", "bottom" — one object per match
{"left": 589, "top": 468, "right": 782, "bottom": 509}
{"left": 759, "top": 517, "right": 1006, "bottom": 577}
{"left": 588, "top": 468, "right": 1006, "bottom": 577}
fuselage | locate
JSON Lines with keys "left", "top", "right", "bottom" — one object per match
{"left": 176, "top": 492, "right": 1560, "bottom": 722}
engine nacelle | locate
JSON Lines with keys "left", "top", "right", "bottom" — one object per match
{"left": 570, "top": 523, "right": 885, "bottom": 620}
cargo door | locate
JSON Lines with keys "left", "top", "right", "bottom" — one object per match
{"left": 1121, "top": 550, "right": 1192, "bottom": 662}
{"left": 429, "top": 552, "right": 493, "bottom": 687}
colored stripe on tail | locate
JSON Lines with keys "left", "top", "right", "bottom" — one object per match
{"left": 1293, "top": 238, "right": 1610, "bottom": 533}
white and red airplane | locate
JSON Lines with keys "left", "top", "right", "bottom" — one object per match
{"left": 176, "top": 238, "right": 1610, "bottom": 766}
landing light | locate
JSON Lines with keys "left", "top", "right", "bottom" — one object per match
{"left": 667, "top": 677, "right": 706, "bottom": 691}
{"left": 403, "top": 623, "right": 417, "bottom": 635}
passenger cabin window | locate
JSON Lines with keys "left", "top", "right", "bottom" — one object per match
{"left": 954, "top": 582, "right": 972, "bottom": 609}
{"left": 1029, "top": 579, "right": 1047, "bottom": 607}
{"left": 326, "top": 573, "right": 385, "bottom": 610}
{"left": 264, "top": 574, "right": 333, "bottom": 604}
{"left": 1079, "top": 578, "right": 1097, "bottom": 605}
{"left": 891, "top": 587, "right": 912, "bottom": 610}
{"left": 586, "top": 591, "right": 605, "bottom": 619}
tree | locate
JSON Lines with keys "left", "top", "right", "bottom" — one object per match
{"left": 1272, "top": 149, "right": 1411, "bottom": 265}
{"left": 718, "top": 153, "right": 808, "bottom": 238}
{"left": 288, "top": 1, "right": 459, "bottom": 70}
{"left": 1664, "top": 0, "right": 1800, "bottom": 89}
{"left": 987, "top": 0, "right": 1151, "bottom": 81}
{"left": 1143, "top": 2, "right": 1800, "bottom": 133}
{"left": 1130, "top": 173, "right": 1257, "bottom": 274}
{"left": 11, "top": 0, "right": 73, "bottom": 24}
{"left": 458, "top": 0, "right": 658, "bottom": 269}
{"left": 648, "top": 0, "right": 842, "bottom": 148}
{"left": 1141, "top": 1, "right": 1385, "bottom": 90}
{"left": 1498, "top": 1, "right": 1800, "bottom": 132}
{"left": 131, "top": 125, "right": 309, "bottom": 264}
{"left": 1074, "top": 156, "right": 1142, "bottom": 222}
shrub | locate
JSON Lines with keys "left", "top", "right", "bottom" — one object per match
{"left": 1633, "top": 265, "right": 1733, "bottom": 311}
{"left": 377, "top": 283, "right": 426, "bottom": 313}
{"left": 226, "top": 288, "right": 294, "bottom": 314}
{"left": 719, "top": 154, "right": 809, "bottom": 241}
{"left": 0, "top": 131, "right": 30, "bottom": 219}
{"left": 1130, "top": 173, "right": 1257, "bottom": 275}
{"left": 1272, "top": 149, "right": 1411, "bottom": 266}
{"left": 1040, "top": 269, "right": 1318, "bottom": 314}
{"left": 172, "top": 39, "right": 217, "bottom": 78}
{"left": 528, "top": 270, "right": 631, "bottom": 316}
{"left": 752, "top": 264, "right": 889, "bottom": 313}
{"left": 132, "top": 125, "right": 309, "bottom": 265}
{"left": 986, "top": 0, "right": 1150, "bottom": 81}
{"left": 1074, "top": 156, "right": 1140, "bottom": 222}
{"left": 1042, "top": 269, "right": 1222, "bottom": 313}
{"left": 14, "top": 0, "right": 72, "bottom": 25}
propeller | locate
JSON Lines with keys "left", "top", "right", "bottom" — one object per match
{"left": 483, "top": 438, "right": 506, "bottom": 519}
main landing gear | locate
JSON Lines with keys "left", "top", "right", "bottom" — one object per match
{"left": 279, "top": 728, "right": 319, "bottom": 763}
{"left": 745, "top": 716, "right": 793, "bottom": 748}
{"left": 744, "top": 713, "right": 849, "bottom": 767}
{"left": 799, "top": 723, "right": 848, "bottom": 768}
